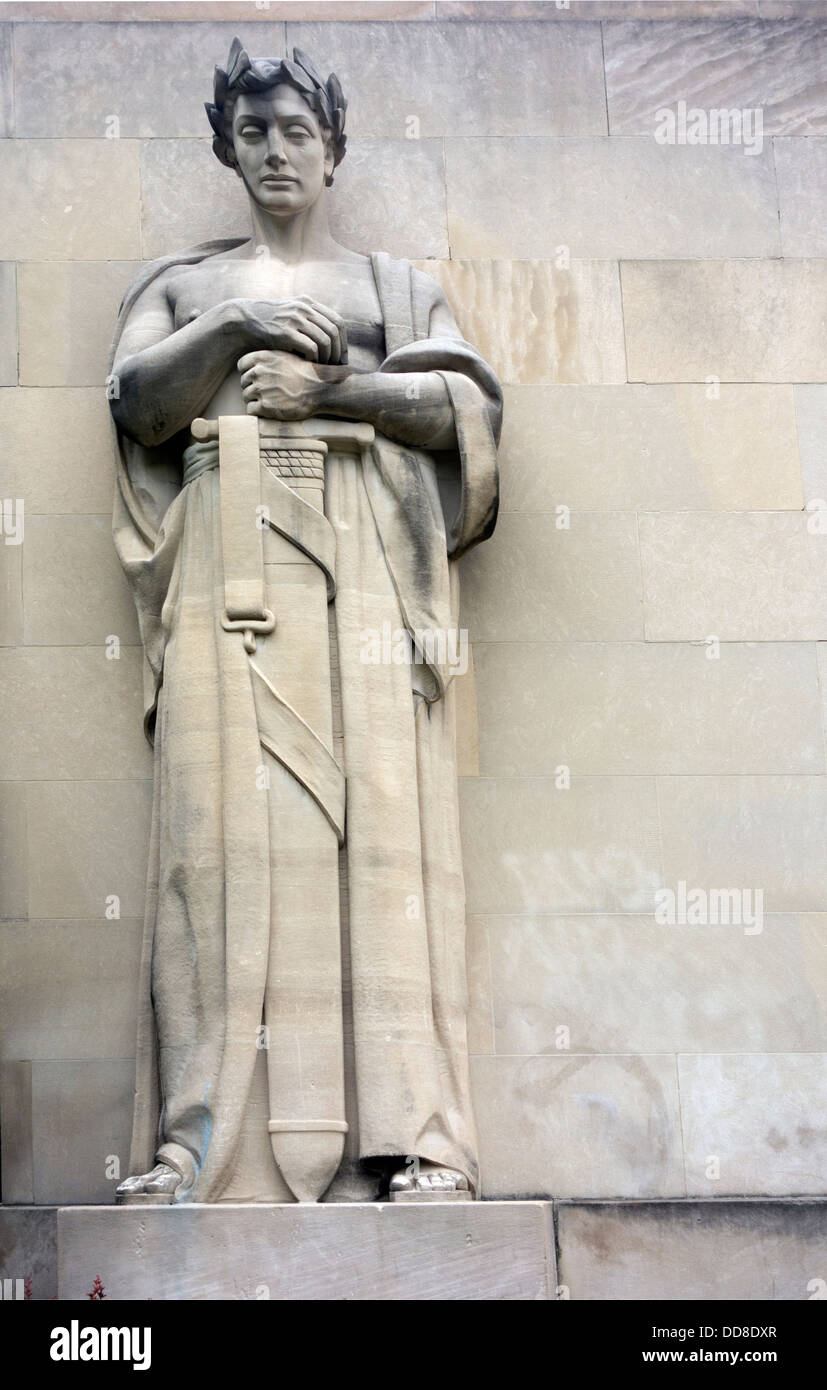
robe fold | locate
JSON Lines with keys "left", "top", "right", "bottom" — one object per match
{"left": 111, "top": 240, "right": 501, "bottom": 1201}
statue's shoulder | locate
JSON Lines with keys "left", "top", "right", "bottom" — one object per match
{"left": 407, "top": 261, "right": 454, "bottom": 314}
{"left": 112, "top": 238, "right": 250, "bottom": 363}
{"left": 121, "top": 239, "right": 250, "bottom": 312}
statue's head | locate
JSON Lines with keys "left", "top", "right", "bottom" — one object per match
{"left": 206, "top": 39, "right": 347, "bottom": 215}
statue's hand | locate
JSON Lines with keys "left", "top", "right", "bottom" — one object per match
{"left": 233, "top": 296, "right": 348, "bottom": 365}
{"left": 239, "top": 349, "right": 343, "bottom": 420}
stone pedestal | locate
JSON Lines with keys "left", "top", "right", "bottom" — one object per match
{"left": 57, "top": 1202, "right": 555, "bottom": 1302}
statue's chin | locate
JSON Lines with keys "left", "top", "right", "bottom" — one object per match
{"left": 241, "top": 176, "right": 324, "bottom": 221}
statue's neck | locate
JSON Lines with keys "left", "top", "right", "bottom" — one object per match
{"left": 246, "top": 195, "right": 343, "bottom": 265}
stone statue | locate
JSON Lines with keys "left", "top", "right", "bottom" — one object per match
{"left": 110, "top": 39, "right": 501, "bottom": 1205}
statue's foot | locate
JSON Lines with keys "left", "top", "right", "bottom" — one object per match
{"left": 115, "top": 1163, "right": 183, "bottom": 1205}
{"left": 389, "top": 1160, "right": 473, "bottom": 1202}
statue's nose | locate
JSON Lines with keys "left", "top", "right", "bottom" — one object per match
{"left": 265, "top": 132, "right": 288, "bottom": 165}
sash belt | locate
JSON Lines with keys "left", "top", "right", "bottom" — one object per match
{"left": 181, "top": 440, "right": 219, "bottom": 487}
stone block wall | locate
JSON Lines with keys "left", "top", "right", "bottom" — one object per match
{"left": 0, "top": 1, "right": 825, "bottom": 1205}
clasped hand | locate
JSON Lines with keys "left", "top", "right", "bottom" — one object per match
{"left": 236, "top": 294, "right": 348, "bottom": 419}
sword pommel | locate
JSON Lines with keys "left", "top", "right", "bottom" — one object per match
{"left": 190, "top": 416, "right": 219, "bottom": 442}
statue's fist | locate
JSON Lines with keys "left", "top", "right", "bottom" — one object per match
{"left": 238, "top": 349, "right": 331, "bottom": 420}
{"left": 234, "top": 296, "right": 348, "bottom": 365}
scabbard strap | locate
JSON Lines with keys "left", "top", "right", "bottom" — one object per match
{"left": 249, "top": 659, "right": 346, "bottom": 846}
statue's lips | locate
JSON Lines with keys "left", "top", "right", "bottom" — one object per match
{"left": 260, "top": 176, "right": 298, "bottom": 187}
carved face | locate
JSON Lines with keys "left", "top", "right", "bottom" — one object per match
{"left": 231, "top": 83, "right": 334, "bottom": 216}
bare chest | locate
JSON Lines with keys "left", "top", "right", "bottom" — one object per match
{"left": 166, "top": 258, "right": 384, "bottom": 339}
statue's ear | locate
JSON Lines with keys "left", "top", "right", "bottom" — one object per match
{"left": 206, "top": 103, "right": 238, "bottom": 171}
{"left": 322, "top": 130, "right": 336, "bottom": 187}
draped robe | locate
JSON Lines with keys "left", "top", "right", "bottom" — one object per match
{"left": 112, "top": 241, "right": 501, "bottom": 1201}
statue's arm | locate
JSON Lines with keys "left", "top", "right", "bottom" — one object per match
{"left": 110, "top": 276, "right": 253, "bottom": 446}
{"left": 322, "top": 370, "right": 458, "bottom": 450}
{"left": 315, "top": 286, "right": 464, "bottom": 448}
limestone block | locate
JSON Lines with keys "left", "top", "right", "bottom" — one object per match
{"left": 288, "top": 19, "right": 606, "bottom": 137}
{"left": 0, "top": 648, "right": 150, "bottom": 780}
{"left": 0, "top": 920, "right": 142, "bottom": 1061}
{"left": 639, "top": 512, "right": 827, "bottom": 640}
{"left": 440, "top": 3, "right": 762, "bottom": 15}
{"left": 0, "top": 782, "right": 27, "bottom": 920}
{"left": 557, "top": 1199, "right": 827, "bottom": 1301}
{"left": 679, "top": 1054, "right": 827, "bottom": 1195}
{"left": 446, "top": 137, "right": 779, "bottom": 259}
{"left": 484, "top": 913, "right": 827, "bottom": 1055}
{"left": 139, "top": 137, "right": 253, "bottom": 257}
{"left": 761, "top": 0, "right": 827, "bottom": 11}
{"left": 0, "top": 1206, "right": 57, "bottom": 1300}
{"left": 31, "top": 1058, "right": 136, "bottom": 1204}
{"left": 284, "top": 2, "right": 432, "bottom": 13}
{"left": 776, "top": 137, "right": 827, "bottom": 256}
{"left": 499, "top": 384, "right": 803, "bottom": 513}
{"left": 26, "top": 779, "right": 152, "bottom": 919}
{"left": 2, "top": 1, "right": 428, "bottom": 17}
{"left": 459, "top": 775, "right": 661, "bottom": 914}
{"left": 658, "top": 774, "right": 827, "bottom": 912}
{"left": 795, "top": 386, "right": 827, "bottom": 505}
{"left": 622, "top": 260, "right": 827, "bottom": 382}
{"left": 0, "top": 263, "right": 17, "bottom": 385}
{"left": 0, "top": 388, "right": 116, "bottom": 513}
{"left": 19, "top": 261, "right": 139, "bottom": 387}
{"left": 0, "top": 537, "right": 23, "bottom": 646}
{"left": 472, "top": 1054, "right": 684, "bottom": 1198}
{"left": 21, "top": 515, "right": 140, "bottom": 646}
{"left": 472, "top": 641, "right": 824, "bottom": 776}
{"left": 140, "top": 136, "right": 448, "bottom": 261}
{"left": 760, "top": 0, "right": 827, "bottom": 12}
{"left": 459, "top": 513, "right": 644, "bottom": 641}
{"left": 0, "top": 140, "right": 140, "bottom": 260}
{"left": 57, "top": 1202, "right": 555, "bottom": 1300}
{"left": 819, "top": 645, "right": 827, "bottom": 765}
{"left": 465, "top": 914, "right": 494, "bottom": 1056}
{"left": 0, "top": 26, "right": 10, "bottom": 138}
{"left": 329, "top": 138, "right": 448, "bottom": 260}
{"left": 13, "top": 20, "right": 288, "bottom": 137}
{"left": 605, "top": 18, "right": 827, "bottom": 136}
{"left": 418, "top": 258, "right": 627, "bottom": 384}
{"left": 0, "top": 1061, "right": 33, "bottom": 1203}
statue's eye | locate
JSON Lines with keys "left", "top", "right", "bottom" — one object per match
{"left": 239, "top": 124, "right": 264, "bottom": 140}
{"left": 286, "top": 127, "right": 311, "bottom": 141}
